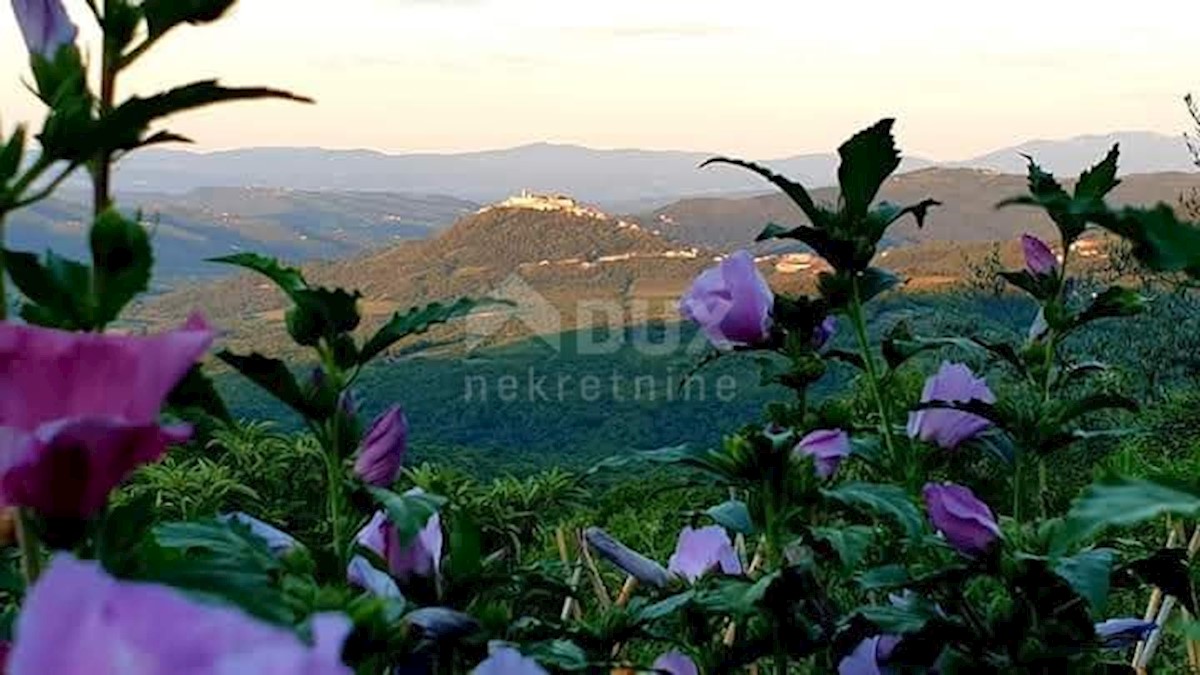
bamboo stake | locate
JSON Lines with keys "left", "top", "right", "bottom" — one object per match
{"left": 723, "top": 537, "right": 768, "bottom": 646}
{"left": 1133, "top": 523, "right": 1181, "bottom": 665}
{"left": 1134, "top": 524, "right": 1200, "bottom": 670}
{"left": 615, "top": 575, "right": 638, "bottom": 607}
{"left": 560, "top": 563, "right": 584, "bottom": 621}
{"left": 579, "top": 530, "right": 613, "bottom": 609}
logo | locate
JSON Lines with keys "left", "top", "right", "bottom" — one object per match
{"left": 464, "top": 273, "right": 561, "bottom": 353}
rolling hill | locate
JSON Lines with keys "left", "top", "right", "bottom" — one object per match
{"left": 6, "top": 188, "right": 477, "bottom": 281}
{"left": 641, "top": 168, "right": 1200, "bottom": 250}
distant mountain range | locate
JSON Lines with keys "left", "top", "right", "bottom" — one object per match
{"left": 6, "top": 188, "right": 477, "bottom": 280}
{"left": 114, "top": 131, "right": 1196, "bottom": 208}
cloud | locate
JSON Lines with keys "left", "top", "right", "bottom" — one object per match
{"left": 573, "top": 23, "right": 740, "bottom": 40}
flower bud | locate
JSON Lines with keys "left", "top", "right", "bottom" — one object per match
{"left": 922, "top": 482, "right": 1001, "bottom": 557}
{"left": 11, "top": 0, "right": 77, "bottom": 58}
{"left": 584, "top": 527, "right": 673, "bottom": 588}
{"left": 353, "top": 406, "right": 407, "bottom": 487}
{"left": 1021, "top": 234, "right": 1059, "bottom": 277}
{"left": 794, "top": 429, "right": 851, "bottom": 479}
{"left": 680, "top": 250, "right": 774, "bottom": 350}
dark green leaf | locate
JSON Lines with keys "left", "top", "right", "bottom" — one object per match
{"left": 367, "top": 488, "right": 447, "bottom": 546}
{"left": 90, "top": 208, "right": 152, "bottom": 327}
{"left": 859, "top": 599, "right": 938, "bottom": 633}
{"left": 525, "top": 640, "right": 589, "bottom": 671}
{"left": 445, "top": 513, "right": 483, "bottom": 580}
{"left": 0, "top": 125, "right": 25, "bottom": 184}
{"left": 706, "top": 500, "right": 754, "bottom": 535}
{"left": 1072, "top": 286, "right": 1147, "bottom": 329}
{"left": 1092, "top": 204, "right": 1200, "bottom": 277}
{"left": 141, "top": 0, "right": 237, "bottom": 38}
{"left": 102, "top": 81, "right": 312, "bottom": 153}
{"left": 209, "top": 252, "right": 307, "bottom": 297}
{"left": 826, "top": 349, "right": 866, "bottom": 371}
{"left": 1050, "top": 394, "right": 1139, "bottom": 428}
{"left": 1052, "top": 548, "right": 1114, "bottom": 614}
{"left": 359, "top": 297, "right": 476, "bottom": 363}
{"left": 636, "top": 590, "right": 695, "bottom": 623}
{"left": 1074, "top": 144, "right": 1122, "bottom": 202}
{"left": 3, "top": 248, "right": 92, "bottom": 328}
{"left": 1121, "top": 548, "right": 1195, "bottom": 612}
{"left": 812, "top": 525, "right": 874, "bottom": 568}
{"left": 857, "top": 564, "right": 909, "bottom": 591}
{"left": 838, "top": 119, "right": 901, "bottom": 219}
{"left": 881, "top": 321, "right": 977, "bottom": 372}
{"left": 1058, "top": 478, "right": 1200, "bottom": 547}
{"left": 285, "top": 287, "right": 362, "bottom": 347}
{"left": 819, "top": 267, "right": 900, "bottom": 311}
{"left": 701, "top": 157, "right": 825, "bottom": 226}
{"left": 165, "top": 364, "right": 231, "bottom": 423}
{"left": 216, "top": 351, "right": 321, "bottom": 418}
{"left": 694, "top": 573, "right": 777, "bottom": 616}
{"left": 823, "top": 482, "right": 924, "bottom": 538}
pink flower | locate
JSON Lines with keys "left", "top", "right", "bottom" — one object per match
{"left": 353, "top": 406, "right": 407, "bottom": 487}
{"left": 794, "top": 429, "right": 851, "bottom": 479}
{"left": 8, "top": 554, "right": 351, "bottom": 675}
{"left": 906, "top": 362, "right": 996, "bottom": 450}
{"left": 667, "top": 525, "right": 742, "bottom": 583}
{"left": 1021, "top": 234, "right": 1059, "bottom": 277}
{"left": 923, "top": 482, "right": 1001, "bottom": 558}
{"left": 354, "top": 492, "right": 443, "bottom": 584}
{"left": 680, "top": 250, "right": 774, "bottom": 350}
{"left": 0, "top": 316, "right": 213, "bottom": 517}
{"left": 10, "top": 0, "right": 77, "bottom": 58}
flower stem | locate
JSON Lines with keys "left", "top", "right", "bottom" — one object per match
{"left": 16, "top": 509, "right": 42, "bottom": 585}
{"left": 848, "top": 276, "right": 899, "bottom": 468}
{"left": 323, "top": 419, "right": 347, "bottom": 569}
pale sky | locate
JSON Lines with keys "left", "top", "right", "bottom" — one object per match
{"left": 1, "top": 0, "right": 1198, "bottom": 159}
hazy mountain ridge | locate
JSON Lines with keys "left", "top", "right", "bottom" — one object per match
{"left": 112, "top": 131, "right": 1191, "bottom": 207}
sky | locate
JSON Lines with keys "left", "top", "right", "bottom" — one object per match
{"left": 1, "top": 0, "right": 1198, "bottom": 159}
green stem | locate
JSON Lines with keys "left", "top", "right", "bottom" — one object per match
{"left": 848, "top": 277, "right": 898, "bottom": 466}
{"left": 16, "top": 509, "right": 42, "bottom": 585}
{"left": 323, "top": 428, "right": 347, "bottom": 568}
{"left": 94, "top": 4, "right": 118, "bottom": 218}
{"left": 1012, "top": 457, "right": 1024, "bottom": 523}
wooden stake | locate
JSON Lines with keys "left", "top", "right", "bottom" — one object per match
{"left": 615, "top": 575, "right": 638, "bottom": 607}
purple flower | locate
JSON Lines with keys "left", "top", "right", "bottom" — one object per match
{"left": 795, "top": 429, "right": 851, "bottom": 479}
{"left": 1095, "top": 618, "right": 1157, "bottom": 649}
{"left": 906, "top": 362, "right": 996, "bottom": 450}
{"left": 8, "top": 554, "right": 351, "bottom": 675}
{"left": 667, "top": 526, "right": 742, "bottom": 583}
{"left": 584, "top": 527, "right": 673, "bottom": 588}
{"left": 813, "top": 316, "right": 838, "bottom": 350}
{"left": 219, "top": 512, "right": 299, "bottom": 556}
{"left": 472, "top": 646, "right": 548, "bottom": 675}
{"left": 653, "top": 651, "right": 699, "bottom": 675}
{"left": 353, "top": 405, "right": 408, "bottom": 487}
{"left": 838, "top": 635, "right": 900, "bottom": 675}
{"left": 346, "top": 555, "right": 403, "bottom": 600}
{"left": 1021, "top": 234, "right": 1059, "bottom": 277}
{"left": 680, "top": 250, "right": 774, "bottom": 350}
{"left": 10, "top": 0, "right": 76, "bottom": 58}
{"left": 0, "top": 315, "right": 214, "bottom": 518}
{"left": 354, "top": 493, "right": 442, "bottom": 584}
{"left": 922, "top": 482, "right": 1001, "bottom": 557}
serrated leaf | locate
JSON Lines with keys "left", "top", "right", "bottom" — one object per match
{"left": 359, "top": 297, "right": 476, "bottom": 363}
{"left": 216, "top": 351, "right": 321, "bottom": 418}
{"left": 101, "top": 81, "right": 311, "bottom": 153}
{"left": 141, "top": 0, "right": 237, "bottom": 38}
{"left": 285, "top": 287, "right": 362, "bottom": 347}
{"left": 636, "top": 590, "right": 695, "bottom": 623}
{"left": 0, "top": 125, "right": 25, "bottom": 183}
{"left": 1052, "top": 548, "right": 1114, "bottom": 614}
{"left": 210, "top": 252, "right": 307, "bottom": 296}
{"left": 1058, "top": 478, "right": 1200, "bottom": 548}
{"left": 367, "top": 488, "right": 447, "bottom": 546}
{"left": 701, "top": 157, "right": 826, "bottom": 226}
{"left": 838, "top": 119, "right": 901, "bottom": 219}
{"left": 706, "top": 500, "right": 754, "bottom": 535}
{"left": 1075, "top": 144, "right": 1122, "bottom": 202}
{"left": 2, "top": 248, "right": 92, "bottom": 328}
{"left": 1093, "top": 204, "right": 1200, "bottom": 277}
{"left": 823, "top": 482, "right": 924, "bottom": 538}
{"left": 525, "top": 640, "right": 590, "bottom": 671}
{"left": 857, "top": 564, "right": 909, "bottom": 591}
{"left": 90, "top": 208, "right": 152, "bottom": 327}
{"left": 859, "top": 599, "right": 938, "bottom": 634}
{"left": 1050, "top": 394, "right": 1139, "bottom": 428}
{"left": 165, "top": 364, "right": 231, "bottom": 423}
{"left": 1072, "top": 286, "right": 1147, "bottom": 329}
{"left": 819, "top": 267, "right": 900, "bottom": 311}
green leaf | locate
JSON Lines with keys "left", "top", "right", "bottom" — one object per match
{"left": 1092, "top": 204, "right": 1200, "bottom": 277}
{"left": 525, "top": 640, "right": 590, "bottom": 671}
{"left": 812, "top": 525, "right": 874, "bottom": 568}
{"left": 141, "top": 0, "right": 237, "bottom": 38}
{"left": 819, "top": 268, "right": 900, "bottom": 311}
{"left": 216, "top": 351, "right": 322, "bottom": 418}
{"left": 837, "top": 119, "right": 901, "bottom": 219}
{"left": 859, "top": 598, "right": 938, "bottom": 633}
{"left": 706, "top": 500, "right": 754, "bottom": 535}
{"left": 1052, "top": 548, "right": 1114, "bottom": 614}
{"left": 695, "top": 573, "right": 777, "bottom": 616}
{"left": 636, "top": 590, "right": 695, "bottom": 623}
{"left": 1072, "top": 286, "right": 1147, "bottom": 329}
{"left": 165, "top": 364, "right": 231, "bottom": 423}
{"left": 701, "top": 157, "right": 826, "bottom": 226}
{"left": 1058, "top": 477, "right": 1200, "bottom": 547}
{"left": 823, "top": 482, "right": 924, "bottom": 539}
{"left": 367, "top": 488, "right": 447, "bottom": 546}
{"left": 857, "top": 564, "right": 909, "bottom": 591}
{"left": 1050, "top": 394, "right": 1139, "bottom": 428}
{"left": 102, "top": 81, "right": 312, "bottom": 153}
{"left": 209, "top": 252, "right": 307, "bottom": 297}
{"left": 445, "top": 513, "right": 483, "bottom": 580}
{"left": 359, "top": 298, "right": 476, "bottom": 363}
{"left": 880, "top": 321, "right": 976, "bottom": 372}
{"left": 285, "top": 287, "right": 362, "bottom": 347}
{"left": 0, "top": 125, "right": 25, "bottom": 184}
{"left": 90, "top": 208, "right": 152, "bottom": 327}
{"left": 763, "top": 224, "right": 854, "bottom": 270}
{"left": 1074, "top": 144, "right": 1122, "bottom": 202}
{"left": 147, "top": 520, "right": 292, "bottom": 625}
{"left": 3, "top": 248, "right": 92, "bottom": 328}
